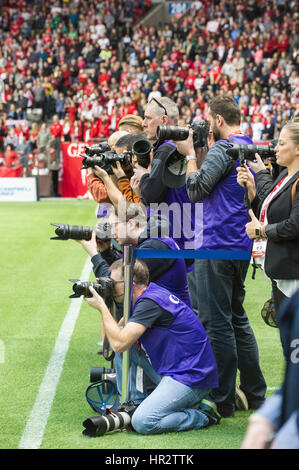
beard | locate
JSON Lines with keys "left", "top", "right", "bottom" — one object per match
{"left": 212, "top": 125, "right": 222, "bottom": 142}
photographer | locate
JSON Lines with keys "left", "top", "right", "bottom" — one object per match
{"left": 84, "top": 259, "right": 220, "bottom": 435}
{"left": 92, "top": 133, "right": 146, "bottom": 207}
{"left": 86, "top": 130, "right": 129, "bottom": 210}
{"left": 236, "top": 121, "right": 299, "bottom": 354}
{"left": 175, "top": 95, "right": 267, "bottom": 418}
{"left": 77, "top": 202, "right": 192, "bottom": 309}
{"left": 134, "top": 97, "right": 198, "bottom": 252}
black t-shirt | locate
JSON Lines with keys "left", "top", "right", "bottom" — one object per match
{"left": 128, "top": 298, "right": 173, "bottom": 329}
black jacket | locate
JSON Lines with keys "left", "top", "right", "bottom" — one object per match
{"left": 252, "top": 169, "right": 299, "bottom": 279}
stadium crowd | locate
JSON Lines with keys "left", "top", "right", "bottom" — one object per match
{"left": 0, "top": 0, "right": 298, "bottom": 172}
{"left": 1, "top": 0, "right": 299, "bottom": 448}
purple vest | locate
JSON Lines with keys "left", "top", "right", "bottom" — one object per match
{"left": 149, "top": 237, "right": 192, "bottom": 308}
{"left": 201, "top": 134, "right": 254, "bottom": 251}
{"left": 133, "top": 283, "right": 218, "bottom": 389}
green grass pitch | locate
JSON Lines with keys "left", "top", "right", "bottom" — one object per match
{"left": 0, "top": 199, "right": 285, "bottom": 449}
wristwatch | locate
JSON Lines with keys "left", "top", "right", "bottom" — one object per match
{"left": 186, "top": 155, "right": 197, "bottom": 162}
{"left": 255, "top": 227, "right": 261, "bottom": 237}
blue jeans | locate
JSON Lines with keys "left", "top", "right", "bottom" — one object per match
{"left": 115, "top": 344, "right": 162, "bottom": 403}
{"left": 131, "top": 376, "right": 210, "bottom": 434}
{"left": 115, "top": 345, "right": 210, "bottom": 434}
{"left": 193, "top": 259, "right": 267, "bottom": 408}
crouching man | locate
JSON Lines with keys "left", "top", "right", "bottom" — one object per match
{"left": 84, "top": 259, "right": 220, "bottom": 435}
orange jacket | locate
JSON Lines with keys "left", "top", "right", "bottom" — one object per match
{"left": 117, "top": 176, "right": 141, "bottom": 203}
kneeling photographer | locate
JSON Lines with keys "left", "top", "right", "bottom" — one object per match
{"left": 84, "top": 259, "right": 220, "bottom": 435}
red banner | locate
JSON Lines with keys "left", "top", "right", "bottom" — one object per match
{"left": 0, "top": 166, "right": 23, "bottom": 177}
{"left": 60, "top": 142, "right": 89, "bottom": 198}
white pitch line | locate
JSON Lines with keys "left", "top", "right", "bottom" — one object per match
{"left": 18, "top": 257, "right": 92, "bottom": 449}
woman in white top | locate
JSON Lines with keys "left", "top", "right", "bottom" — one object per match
{"left": 237, "top": 121, "right": 299, "bottom": 315}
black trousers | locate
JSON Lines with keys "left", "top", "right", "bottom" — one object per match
{"left": 192, "top": 258, "right": 267, "bottom": 408}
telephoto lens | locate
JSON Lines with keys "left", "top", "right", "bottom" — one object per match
{"left": 226, "top": 144, "right": 275, "bottom": 162}
{"left": 82, "top": 410, "right": 132, "bottom": 437}
{"left": 156, "top": 125, "right": 190, "bottom": 141}
{"left": 50, "top": 222, "right": 111, "bottom": 242}
{"left": 132, "top": 138, "right": 152, "bottom": 168}
{"left": 82, "top": 402, "right": 139, "bottom": 437}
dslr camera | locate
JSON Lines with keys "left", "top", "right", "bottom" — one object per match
{"left": 90, "top": 366, "right": 116, "bottom": 383}
{"left": 156, "top": 119, "right": 210, "bottom": 149}
{"left": 226, "top": 143, "right": 276, "bottom": 163}
{"left": 50, "top": 221, "right": 111, "bottom": 242}
{"left": 69, "top": 277, "right": 114, "bottom": 299}
{"left": 81, "top": 144, "right": 132, "bottom": 175}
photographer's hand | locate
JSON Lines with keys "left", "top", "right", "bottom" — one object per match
{"left": 94, "top": 165, "right": 109, "bottom": 181}
{"left": 76, "top": 230, "right": 98, "bottom": 258}
{"left": 130, "top": 174, "right": 142, "bottom": 197}
{"left": 174, "top": 128, "right": 195, "bottom": 157}
{"left": 174, "top": 129, "right": 197, "bottom": 175}
{"left": 112, "top": 161, "right": 126, "bottom": 179}
{"left": 133, "top": 163, "right": 150, "bottom": 180}
{"left": 247, "top": 153, "right": 267, "bottom": 173}
{"left": 85, "top": 286, "right": 107, "bottom": 312}
{"left": 236, "top": 163, "right": 256, "bottom": 201}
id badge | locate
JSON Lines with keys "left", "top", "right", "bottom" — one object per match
{"left": 136, "top": 366, "right": 144, "bottom": 394}
{"left": 252, "top": 238, "right": 267, "bottom": 258}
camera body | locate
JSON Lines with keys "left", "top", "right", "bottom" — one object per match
{"left": 69, "top": 277, "right": 114, "bottom": 299}
{"left": 50, "top": 222, "right": 111, "bottom": 242}
{"left": 81, "top": 144, "right": 132, "bottom": 175}
{"left": 156, "top": 119, "right": 209, "bottom": 149}
{"left": 85, "top": 143, "right": 111, "bottom": 156}
{"left": 226, "top": 143, "right": 276, "bottom": 163}
{"left": 90, "top": 367, "right": 116, "bottom": 383}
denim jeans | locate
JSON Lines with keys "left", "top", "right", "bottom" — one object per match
{"left": 115, "top": 343, "right": 162, "bottom": 403}
{"left": 131, "top": 376, "right": 210, "bottom": 434}
{"left": 115, "top": 345, "right": 210, "bottom": 434}
{"left": 192, "top": 258, "right": 267, "bottom": 408}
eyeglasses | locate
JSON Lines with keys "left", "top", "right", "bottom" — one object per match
{"left": 112, "top": 280, "right": 125, "bottom": 301}
{"left": 150, "top": 97, "right": 168, "bottom": 116}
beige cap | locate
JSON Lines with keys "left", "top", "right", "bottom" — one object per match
{"left": 118, "top": 114, "right": 143, "bottom": 131}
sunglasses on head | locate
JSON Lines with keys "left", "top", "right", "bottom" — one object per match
{"left": 150, "top": 97, "right": 168, "bottom": 116}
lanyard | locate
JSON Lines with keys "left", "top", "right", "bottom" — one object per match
{"left": 260, "top": 175, "right": 287, "bottom": 223}
{"left": 227, "top": 130, "right": 243, "bottom": 138}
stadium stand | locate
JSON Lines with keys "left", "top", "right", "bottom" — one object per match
{"left": 0, "top": 0, "right": 298, "bottom": 177}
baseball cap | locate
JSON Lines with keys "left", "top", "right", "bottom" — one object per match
{"left": 118, "top": 114, "right": 143, "bottom": 131}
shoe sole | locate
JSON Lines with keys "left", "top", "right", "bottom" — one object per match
{"left": 235, "top": 386, "right": 248, "bottom": 411}
{"left": 200, "top": 399, "right": 221, "bottom": 424}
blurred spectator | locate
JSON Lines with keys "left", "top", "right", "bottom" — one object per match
{"left": 4, "top": 144, "right": 19, "bottom": 168}
{"left": 36, "top": 123, "right": 51, "bottom": 168}
{"left": 49, "top": 114, "right": 63, "bottom": 196}
{"left": 0, "top": 0, "right": 298, "bottom": 186}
